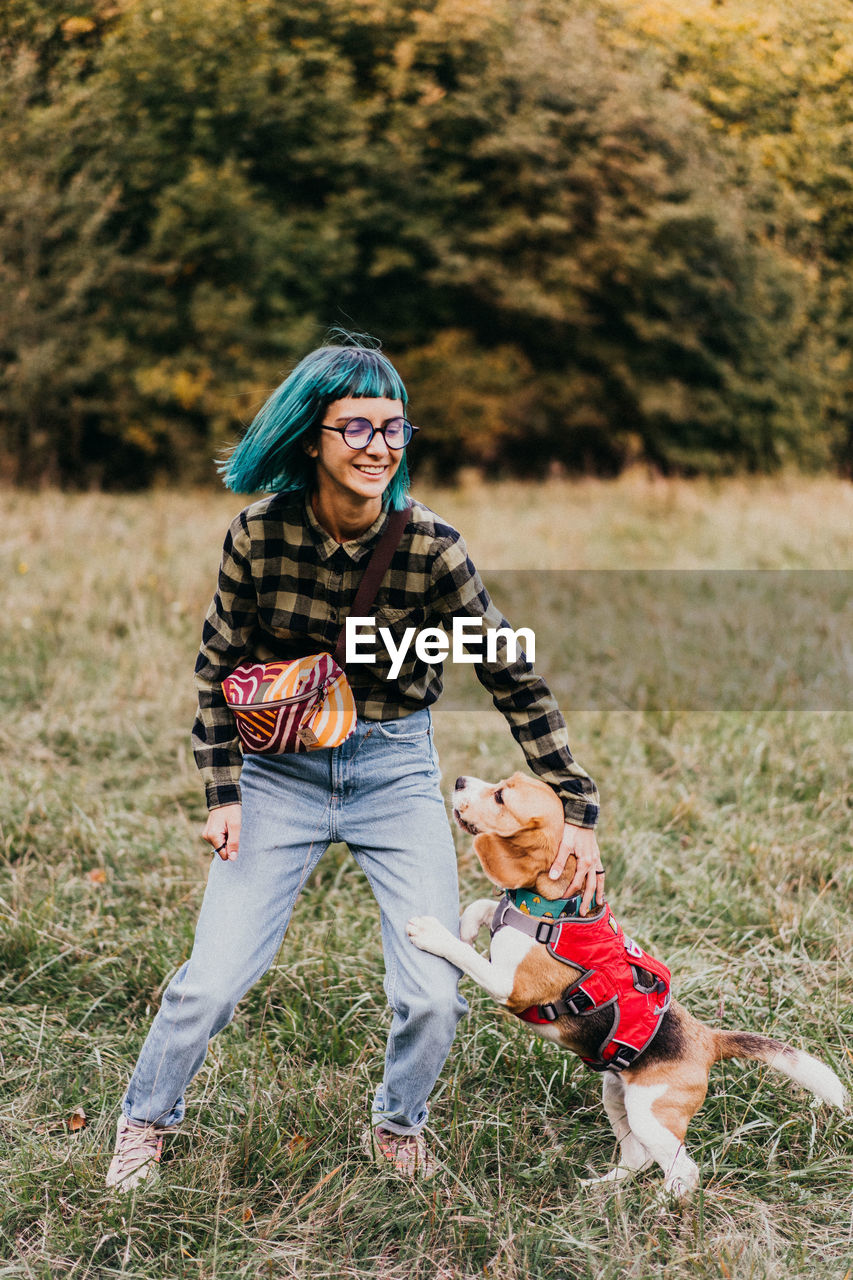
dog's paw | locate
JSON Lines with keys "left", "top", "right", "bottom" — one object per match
{"left": 654, "top": 1170, "right": 699, "bottom": 1211}
{"left": 406, "top": 915, "right": 453, "bottom": 956}
{"left": 653, "top": 1185, "right": 690, "bottom": 1214}
{"left": 459, "top": 905, "right": 485, "bottom": 945}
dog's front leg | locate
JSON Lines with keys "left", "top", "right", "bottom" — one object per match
{"left": 459, "top": 898, "right": 498, "bottom": 944}
{"left": 406, "top": 916, "right": 515, "bottom": 1004}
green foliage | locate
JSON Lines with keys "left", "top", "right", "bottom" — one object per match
{"left": 0, "top": 0, "right": 849, "bottom": 484}
{"left": 599, "top": 0, "right": 853, "bottom": 471}
{"left": 391, "top": 6, "right": 838, "bottom": 475}
{"left": 0, "top": 52, "right": 127, "bottom": 484}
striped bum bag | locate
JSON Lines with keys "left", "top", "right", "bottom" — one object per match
{"left": 222, "top": 503, "right": 410, "bottom": 755}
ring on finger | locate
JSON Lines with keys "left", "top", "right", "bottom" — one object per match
{"left": 213, "top": 840, "right": 228, "bottom": 854}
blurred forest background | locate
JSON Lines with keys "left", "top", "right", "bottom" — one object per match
{"left": 2, "top": 0, "right": 853, "bottom": 488}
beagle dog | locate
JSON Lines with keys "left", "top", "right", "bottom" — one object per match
{"left": 407, "top": 772, "right": 845, "bottom": 1200}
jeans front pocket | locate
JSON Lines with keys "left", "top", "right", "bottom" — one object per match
{"left": 374, "top": 708, "right": 432, "bottom": 744}
{"left": 373, "top": 708, "right": 439, "bottom": 777}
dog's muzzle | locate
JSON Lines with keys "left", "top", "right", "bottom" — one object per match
{"left": 453, "top": 810, "right": 479, "bottom": 835}
{"left": 453, "top": 775, "right": 487, "bottom": 835}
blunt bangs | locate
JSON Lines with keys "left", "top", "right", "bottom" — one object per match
{"left": 218, "top": 341, "right": 411, "bottom": 508}
{"left": 317, "top": 346, "right": 408, "bottom": 407}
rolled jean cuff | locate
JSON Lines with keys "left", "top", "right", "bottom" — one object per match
{"left": 122, "top": 1094, "right": 184, "bottom": 1130}
{"left": 370, "top": 1113, "right": 428, "bottom": 1138}
{"left": 371, "top": 1085, "right": 429, "bottom": 1136}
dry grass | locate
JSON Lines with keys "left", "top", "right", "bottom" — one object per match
{"left": 423, "top": 470, "right": 853, "bottom": 569}
{"left": 1, "top": 476, "right": 851, "bottom": 1279}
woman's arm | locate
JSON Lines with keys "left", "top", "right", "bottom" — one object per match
{"left": 431, "top": 532, "right": 603, "bottom": 909}
{"left": 191, "top": 511, "right": 258, "bottom": 812}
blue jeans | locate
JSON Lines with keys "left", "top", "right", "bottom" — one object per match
{"left": 122, "top": 710, "right": 467, "bottom": 1135}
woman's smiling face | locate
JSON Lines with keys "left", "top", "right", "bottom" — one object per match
{"left": 308, "top": 395, "right": 404, "bottom": 507}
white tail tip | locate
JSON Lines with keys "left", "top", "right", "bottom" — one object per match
{"left": 767, "top": 1048, "right": 847, "bottom": 1110}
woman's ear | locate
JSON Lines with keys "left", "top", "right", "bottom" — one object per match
{"left": 303, "top": 434, "right": 319, "bottom": 459}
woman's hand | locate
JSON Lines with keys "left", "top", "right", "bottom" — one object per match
{"left": 548, "top": 823, "right": 604, "bottom": 915}
{"left": 202, "top": 803, "right": 242, "bottom": 861}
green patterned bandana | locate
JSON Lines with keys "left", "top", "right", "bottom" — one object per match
{"left": 507, "top": 887, "right": 597, "bottom": 919}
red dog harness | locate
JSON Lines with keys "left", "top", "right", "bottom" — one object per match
{"left": 491, "top": 892, "right": 672, "bottom": 1071}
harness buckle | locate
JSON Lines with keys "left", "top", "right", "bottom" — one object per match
{"left": 565, "top": 989, "right": 594, "bottom": 1015}
{"left": 535, "top": 920, "right": 556, "bottom": 945}
{"left": 538, "top": 1002, "right": 560, "bottom": 1022}
{"left": 609, "top": 1044, "right": 640, "bottom": 1071}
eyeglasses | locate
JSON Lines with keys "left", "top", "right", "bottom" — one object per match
{"left": 319, "top": 417, "right": 418, "bottom": 450}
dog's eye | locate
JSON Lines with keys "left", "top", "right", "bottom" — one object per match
{"left": 494, "top": 788, "right": 504, "bottom": 805}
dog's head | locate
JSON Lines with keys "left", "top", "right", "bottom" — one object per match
{"left": 452, "top": 772, "right": 573, "bottom": 898}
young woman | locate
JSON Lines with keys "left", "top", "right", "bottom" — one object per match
{"left": 106, "top": 340, "right": 602, "bottom": 1189}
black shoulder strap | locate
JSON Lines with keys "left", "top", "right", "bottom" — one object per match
{"left": 333, "top": 502, "right": 411, "bottom": 667}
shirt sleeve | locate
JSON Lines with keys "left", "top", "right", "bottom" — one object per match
{"left": 430, "top": 533, "right": 600, "bottom": 828}
{"left": 191, "top": 513, "right": 257, "bottom": 810}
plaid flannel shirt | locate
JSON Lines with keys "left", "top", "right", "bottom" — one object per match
{"left": 192, "top": 492, "right": 600, "bottom": 825}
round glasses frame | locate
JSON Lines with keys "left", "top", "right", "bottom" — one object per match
{"left": 319, "top": 417, "right": 418, "bottom": 450}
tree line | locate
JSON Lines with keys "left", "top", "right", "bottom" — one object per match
{"left": 2, "top": 0, "right": 851, "bottom": 487}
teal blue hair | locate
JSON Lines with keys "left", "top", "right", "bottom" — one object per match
{"left": 220, "top": 342, "right": 411, "bottom": 508}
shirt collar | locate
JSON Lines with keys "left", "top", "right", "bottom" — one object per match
{"left": 304, "top": 493, "right": 389, "bottom": 563}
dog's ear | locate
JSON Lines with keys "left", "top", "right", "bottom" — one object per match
{"left": 472, "top": 833, "right": 521, "bottom": 888}
{"left": 471, "top": 829, "right": 545, "bottom": 890}
{"left": 474, "top": 829, "right": 555, "bottom": 889}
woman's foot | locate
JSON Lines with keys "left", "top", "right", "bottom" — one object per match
{"left": 361, "top": 1125, "right": 437, "bottom": 1179}
{"left": 106, "top": 1115, "right": 171, "bottom": 1192}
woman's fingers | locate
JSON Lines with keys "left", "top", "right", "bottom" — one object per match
{"left": 551, "top": 824, "right": 603, "bottom": 915}
{"left": 202, "top": 803, "right": 242, "bottom": 861}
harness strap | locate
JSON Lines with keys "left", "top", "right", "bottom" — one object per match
{"left": 490, "top": 895, "right": 604, "bottom": 952}
{"left": 332, "top": 502, "right": 411, "bottom": 669}
{"left": 531, "top": 991, "right": 597, "bottom": 1021}
{"left": 491, "top": 897, "right": 566, "bottom": 945}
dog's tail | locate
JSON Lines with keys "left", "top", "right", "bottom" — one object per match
{"left": 714, "top": 1031, "right": 846, "bottom": 1109}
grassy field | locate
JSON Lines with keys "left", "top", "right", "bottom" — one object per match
{"left": 1, "top": 475, "right": 851, "bottom": 1279}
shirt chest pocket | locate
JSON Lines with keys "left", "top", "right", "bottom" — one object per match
{"left": 371, "top": 605, "right": 428, "bottom": 641}
{"left": 357, "top": 605, "right": 428, "bottom": 674}
{"left": 373, "top": 606, "right": 422, "bottom": 632}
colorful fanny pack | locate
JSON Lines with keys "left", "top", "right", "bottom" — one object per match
{"left": 222, "top": 503, "right": 410, "bottom": 754}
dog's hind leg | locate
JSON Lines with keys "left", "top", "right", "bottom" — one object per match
{"left": 581, "top": 1072, "right": 654, "bottom": 1187}
{"left": 621, "top": 1080, "right": 701, "bottom": 1201}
